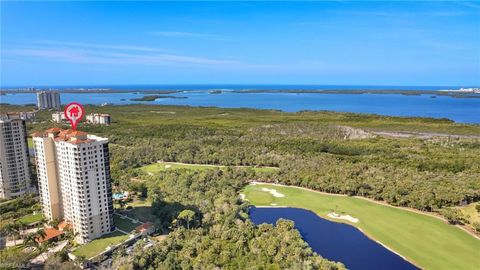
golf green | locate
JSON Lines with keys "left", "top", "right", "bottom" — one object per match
{"left": 243, "top": 183, "right": 480, "bottom": 270}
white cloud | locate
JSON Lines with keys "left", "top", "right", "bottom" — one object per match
{"left": 37, "top": 40, "right": 168, "bottom": 52}
{"left": 3, "top": 40, "right": 346, "bottom": 72}
{"left": 3, "top": 40, "right": 243, "bottom": 66}
{"left": 149, "top": 31, "right": 232, "bottom": 41}
{"left": 4, "top": 47, "right": 240, "bottom": 66}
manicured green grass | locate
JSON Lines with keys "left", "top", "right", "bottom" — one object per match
{"left": 141, "top": 162, "right": 215, "bottom": 173}
{"left": 116, "top": 199, "right": 160, "bottom": 225}
{"left": 72, "top": 231, "right": 129, "bottom": 259}
{"left": 140, "top": 161, "right": 278, "bottom": 174}
{"left": 27, "top": 138, "right": 33, "bottom": 148}
{"left": 113, "top": 214, "right": 140, "bottom": 232}
{"left": 129, "top": 198, "right": 151, "bottom": 207}
{"left": 243, "top": 183, "right": 480, "bottom": 270}
{"left": 17, "top": 212, "right": 43, "bottom": 224}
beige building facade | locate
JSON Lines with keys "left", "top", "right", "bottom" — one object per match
{"left": 86, "top": 113, "right": 111, "bottom": 125}
{"left": 33, "top": 128, "right": 114, "bottom": 243}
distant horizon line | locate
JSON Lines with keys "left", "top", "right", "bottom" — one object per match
{"left": 2, "top": 83, "right": 479, "bottom": 89}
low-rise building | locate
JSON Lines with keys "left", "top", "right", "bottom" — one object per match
{"left": 1, "top": 112, "right": 36, "bottom": 121}
{"left": 52, "top": 112, "right": 66, "bottom": 123}
{"left": 136, "top": 222, "right": 155, "bottom": 236}
{"left": 36, "top": 227, "right": 64, "bottom": 244}
{"left": 86, "top": 113, "right": 111, "bottom": 125}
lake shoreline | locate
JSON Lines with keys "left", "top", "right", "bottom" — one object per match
{"left": 229, "top": 89, "right": 480, "bottom": 99}
{"left": 1, "top": 90, "right": 479, "bottom": 124}
{"left": 249, "top": 181, "right": 480, "bottom": 240}
{"left": 245, "top": 182, "right": 480, "bottom": 269}
{"left": 2, "top": 88, "right": 479, "bottom": 98}
{"left": 246, "top": 206, "right": 422, "bottom": 269}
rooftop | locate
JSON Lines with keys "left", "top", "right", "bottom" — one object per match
{"left": 31, "top": 128, "right": 106, "bottom": 145}
{"left": 135, "top": 222, "right": 154, "bottom": 232}
{"left": 58, "top": 221, "right": 72, "bottom": 231}
{"left": 36, "top": 228, "right": 64, "bottom": 243}
{"left": 46, "top": 127, "right": 62, "bottom": 133}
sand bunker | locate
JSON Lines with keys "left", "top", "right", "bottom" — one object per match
{"left": 165, "top": 165, "right": 172, "bottom": 169}
{"left": 239, "top": 193, "right": 247, "bottom": 201}
{"left": 262, "top": 188, "right": 285, "bottom": 197}
{"left": 328, "top": 212, "right": 359, "bottom": 223}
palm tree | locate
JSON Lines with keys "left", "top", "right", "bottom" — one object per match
{"left": 64, "top": 228, "right": 79, "bottom": 245}
{"left": 48, "top": 218, "right": 61, "bottom": 229}
{"left": 16, "top": 221, "right": 27, "bottom": 240}
{"left": 35, "top": 228, "right": 47, "bottom": 243}
{"left": 3, "top": 223, "right": 17, "bottom": 245}
{"left": 24, "top": 232, "right": 38, "bottom": 250}
{"left": 4, "top": 222, "right": 22, "bottom": 245}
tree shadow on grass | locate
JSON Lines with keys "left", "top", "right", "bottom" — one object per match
{"left": 117, "top": 201, "right": 201, "bottom": 233}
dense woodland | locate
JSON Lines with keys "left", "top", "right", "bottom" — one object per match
{"left": 57, "top": 105, "right": 480, "bottom": 213}
{"left": 7, "top": 103, "right": 480, "bottom": 213}
{"left": 114, "top": 170, "right": 345, "bottom": 270}
{"left": 2, "top": 104, "right": 480, "bottom": 268}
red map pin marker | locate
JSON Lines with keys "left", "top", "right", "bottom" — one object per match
{"left": 64, "top": 102, "right": 85, "bottom": 130}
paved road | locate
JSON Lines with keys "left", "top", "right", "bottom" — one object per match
{"left": 30, "top": 240, "right": 68, "bottom": 264}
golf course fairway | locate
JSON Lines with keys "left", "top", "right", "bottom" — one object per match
{"left": 243, "top": 183, "right": 480, "bottom": 270}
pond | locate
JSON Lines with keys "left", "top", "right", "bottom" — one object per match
{"left": 113, "top": 192, "right": 127, "bottom": 200}
{"left": 249, "top": 207, "right": 419, "bottom": 270}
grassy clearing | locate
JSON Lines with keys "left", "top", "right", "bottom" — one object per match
{"left": 113, "top": 214, "right": 140, "bottom": 232}
{"left": 139, "top": 161, "right": 278, "bottom": 174}
{"left": 243, "top": 183, "right": 480, "bottom": 270}
{"left": 141, "top": 162, "right": 215, "bottom": 173}
{"left": 457, "top": 203, "right": 480, "bottom": 225}
{"left": 17, "top": 212, "right": 43, "bottom": 224}
{"left": 72, "top": 231, "right": 129, "bottom": 259}
{"left": 116, "top": 198, "right": 159, "bottom": 225}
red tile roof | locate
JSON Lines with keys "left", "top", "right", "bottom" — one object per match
{"left": 69, "top": 130, "right": 87, "bottom": 136}
{"left": 36, "top": 228, "right": 64, "bottom": 243}
{"left": 58, "top": 221, "right": 71, "bottom": 231}
{"left": 135, "top": 222, "right": 154, "bottom": 232}
{"left": 46, "top": 127, "right": 62, "bottom": 133}
{"left": 34, "top": 128, "right": 93, "bottom": 145}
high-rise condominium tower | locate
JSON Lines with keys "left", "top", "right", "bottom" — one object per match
{"left": 37, "top": 91, "right": 61, "bottom": 110}
{"left": 0, "top": 115, "right": 31, "bottom": 199}
{"left": 32, "top": 128, "right": 114, "bottom": 243}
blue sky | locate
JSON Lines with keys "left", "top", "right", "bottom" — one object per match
{"left": 1, "top": 1, "right": 479, "bottom": 87}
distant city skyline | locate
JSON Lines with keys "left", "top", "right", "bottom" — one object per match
{"left": 1, "top": 1, "right": 479, "bottom": 86}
